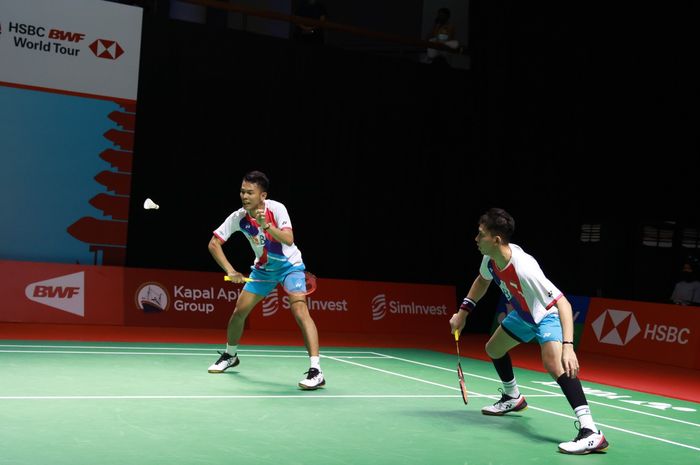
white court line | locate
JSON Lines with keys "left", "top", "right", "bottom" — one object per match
{"left": 0, "top": 350, "right": 310, "bottom": 357}
{"left": 525, "top": 404, "right": 700, "bottom": 452}
{"left": 2, "top": 344, "right": 699, "bottom": 449}
{"left": 0, "top": 344, "right": 374, "bottom": 354}
{"left": 0, "top": 394, "right": 459, "bottom": 400}
{"left": 0, "top": 350, "right": 384, "bottom": 359}
{"left": 373, "top": 351, "right": 700, "bottom": 428}
{"left": 324, "top": 355, "right": 489, "bottom": 399}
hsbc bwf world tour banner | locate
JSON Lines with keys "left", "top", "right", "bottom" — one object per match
{"left": 0, "top": 0, "right": 142, "bottom": 266}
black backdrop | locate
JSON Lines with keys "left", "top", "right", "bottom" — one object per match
{"left": 126, "top": 2, "right": 698, "bottom": 331}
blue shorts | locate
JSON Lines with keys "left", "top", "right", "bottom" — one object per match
{"left": 501, "top": 311, "right": 562, "bottom": 344}
{"left": 243, "top": 263, "right": 306, "bottom": 297}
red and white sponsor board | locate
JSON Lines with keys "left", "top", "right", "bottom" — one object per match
{"left": 247, "top": 278, "right": 455, "bottom": 333}
{"left": 0, "top": 0, "right": 142, "bottom": 100}
{"left": 123, "top": 267, "right": 242, "bottom": 329}
{"left": 580, "top": 298, "right": 700, "bottom": 369}
{"left": 1, "top": 261, "right": 456, "bottom": 335}
{"left": 0, "top": 260, "right": 124, "bottom": 325}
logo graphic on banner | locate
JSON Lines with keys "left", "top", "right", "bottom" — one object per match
{"left": 262, "top": 288, "right": 279, "bottom": 317}
{"left": 135, "top": 282, "right": 169, "bottom": 312}
{"left": 372, "top": 294, "right": 387, "bottom": 320}
{"left": 89, "top": 39, "right": 124, "bottom": 60}
{"left": 25, "top": 272, "right": 85, "bottom": 316}
{"left": 591, "top": 309, "right": 641, "bottom": 346}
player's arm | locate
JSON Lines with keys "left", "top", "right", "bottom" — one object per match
{"left": 208, "top": 235, "right": 245, "bottom": 283}
{"left": 264, "top": 224, "right": 294, "bottom": 245}
{"left": 255, "top": 208, "right": 294, "bottom": 245}
{"left": 555, "top": 295, "right": 580, "bottom": 377}
{"left": 450, "top": 275, "right": 491, "bottom": 333}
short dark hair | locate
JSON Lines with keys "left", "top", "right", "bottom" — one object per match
{"left": 479, "top": 208, "right": 515, "bottom": 243}
{"left": 243, "top": 170, "right": 269, "bottom": 192}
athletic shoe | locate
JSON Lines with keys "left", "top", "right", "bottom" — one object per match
{"left": 481, "top": 389, "right": 528, "bottom": 415}
{"left": 558, "top": 422, "right": 609, "bottom": 454}
{"left": 298, "top": 367, "right": 325, "bottom": 390}
{"left": 207, "top": 351, "right": 240, "bottom": 373}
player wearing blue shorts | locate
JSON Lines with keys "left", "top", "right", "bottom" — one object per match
{"left": 207, "top": 170, "right": 324, "bottom": 390}
{"left": 450, "top": 208, "right": 608, "bottom": 454}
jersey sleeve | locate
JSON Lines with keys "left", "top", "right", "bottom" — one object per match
{"left": 520, "top": 255, "right": 562, "bottom": 309}
{"left": 268, "top": 200, "right": 293, "bottom": 230}
{"left": 213, "top": 210, "right": 243, "bottom": 242}
{"left": 479, "top": 255, "right": 493, "bottom": 280}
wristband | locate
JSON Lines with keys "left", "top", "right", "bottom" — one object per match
{"left": 459, "top": 297, "right": 476, "bottom": 313}
{"left": 562, "top": 341, "right": 574, "bottom": 345}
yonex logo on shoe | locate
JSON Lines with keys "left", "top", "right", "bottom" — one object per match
{"left": 25, "top": 272, "right": 85, "bottom": 316}
{"left": 591, "top": 309, "right": 641, "bottom": 346}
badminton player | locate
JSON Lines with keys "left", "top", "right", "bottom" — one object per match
{"left": 449, "top": 208, "right": 608, "bottom": 454}
{"left": 207, "top": 170, "right": 325, "bottom": 390}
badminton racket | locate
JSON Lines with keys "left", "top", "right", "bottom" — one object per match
{"left": 224, "top": 271, "right": 317, "bottom": 296}
{"left": 454, "top": 329, "right": 469, "bottom": 404}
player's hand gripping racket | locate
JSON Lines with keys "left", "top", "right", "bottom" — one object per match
{"left": 454, "top": 330, "right": 469, "bottom": 404}
{"left": 224, "top": 271, "right": 317, "bottom": 296}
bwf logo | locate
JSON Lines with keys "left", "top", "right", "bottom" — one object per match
{"left": 371, "top": 294, "right": 387, "bottom": 320}
{"left": 25, "top": 272, "right": 85, "bottom": 316}
{"left": 591, "top": 309, "right": 641, "bottom": 346}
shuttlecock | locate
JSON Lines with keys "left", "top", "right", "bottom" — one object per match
{"left": 143, "top": 198, "right": 160, "bottom": 210}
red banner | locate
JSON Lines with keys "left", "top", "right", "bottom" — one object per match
{"left": 123, "top": 267, "right": 241, "bottom": 328}
{"left": 0, "top": 260, "right": 124, "bottom": 325}
{"left": 247, "top": 278, "right": 456, "bottom": 334}
{"left": 580, "top": 298, "right": 700, "bottom": 369}
{"left": 1, "top": 260, "right": 456, "bottom": 334}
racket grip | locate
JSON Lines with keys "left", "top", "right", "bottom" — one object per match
{"left": 454, "top": 330, "right": 460, "bottom": 342}
{"left": 224, "top": 276, "right": 253, "bottom": 283}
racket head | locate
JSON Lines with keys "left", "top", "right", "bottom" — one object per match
{"left": 457, "top": 363, "right": 468, "bottom": 404}
{"left": 283, "top": 271, "right": 317, "bottom": 296}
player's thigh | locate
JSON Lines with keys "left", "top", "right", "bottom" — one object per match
{"left": 540, "top": 341, "right": 564, "bottom": 377}
{"left": 234, "top": 290, "right": 266, "bottom": 316}
{"left": 485, "top": 325, "right": 521, "bottom": 358}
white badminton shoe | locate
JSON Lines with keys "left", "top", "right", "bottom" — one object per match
{"left": 558, "top": 422, "right": 609, "bottom": 454}
{"left": 298, "top": 367, "right": 325, "bottom": 390}
{"left": 208, "top": 351, "right": 240, "bottom": 373}
{"left": 481, "top": 389, "right": 528, "bottom": 415}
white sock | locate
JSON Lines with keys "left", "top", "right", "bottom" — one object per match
{"left": 310, "top": 355, "right": 321, "bottom": 370}
{"left": 503, "top": 378, "right": 520, "bottom": 398}
{"left": 226, "top": 344, "right": 238, "bottom": 355}
{"left": 575, "top": 405, "right": 597, "bottom": 431}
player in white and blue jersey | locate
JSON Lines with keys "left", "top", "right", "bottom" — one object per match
{"left": 206, "top": 170, "right": 324, "bottom": 390}
{"left": 449, "top": 208, "right": 608, "bottom": 454}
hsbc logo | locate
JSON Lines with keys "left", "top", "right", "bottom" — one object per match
{"left": 89, "top": 39, "right": 124, "bottom": 60}
{"left": 591, "top": 309, "right": 641, "bottom": 346}
{"left": 25, "top": 272, "right": 85, "bottom": 317}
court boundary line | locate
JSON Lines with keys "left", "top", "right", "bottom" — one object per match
{"left": 374, "top": 351, "right": 700, "bottom": 428}
{"left": 2, "top": 342, "right": 698, "bottom": 452}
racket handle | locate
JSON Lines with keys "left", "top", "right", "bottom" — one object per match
{"left": 224, "top": 276, "right": 253, "bottom": 282}
{"left": 454, "top": 329, "right": 460, "bottom": 342}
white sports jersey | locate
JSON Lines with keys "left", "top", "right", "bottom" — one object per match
{"left": 213, "top": 199, "right": 303, "bottom": 271}
{"left": 479, "top": 243, "right": 562, "bottom": 324}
